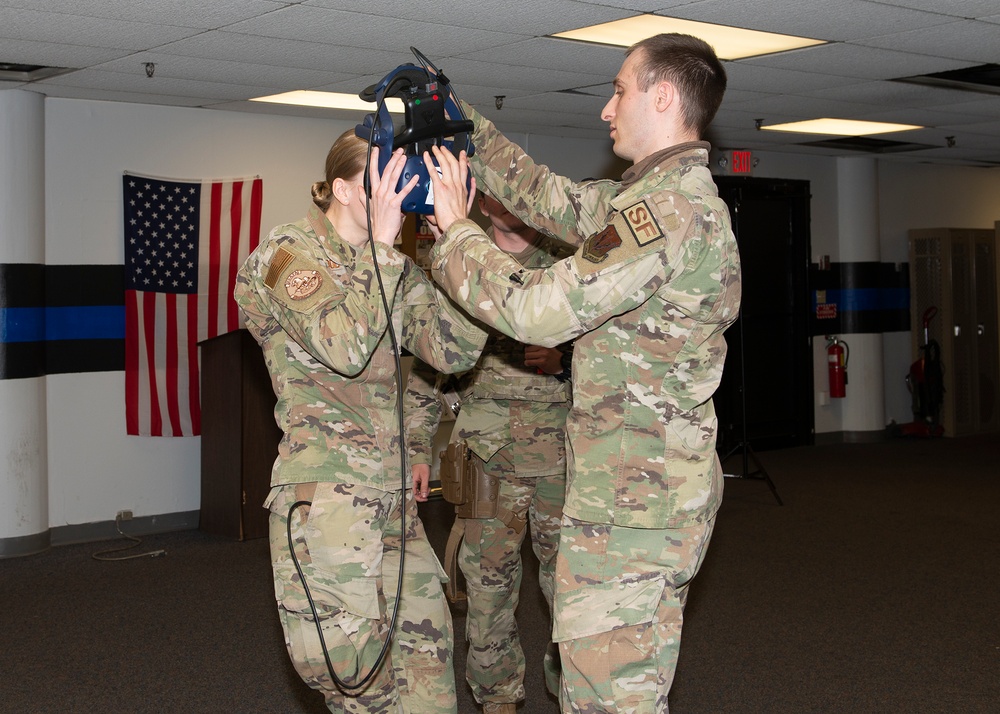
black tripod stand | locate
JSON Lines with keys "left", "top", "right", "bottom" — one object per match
{"left": 719, "top": 313, "right": 783, "bottom": 506}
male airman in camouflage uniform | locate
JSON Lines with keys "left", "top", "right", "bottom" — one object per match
{"left": 422, "top": 34, "right": 742, "bottom": 713}
{"left": 235, "top": 139, "right": 486, "bottom": 713}
{"left": 403, "top": 193, "right": 574, "bottom": 714}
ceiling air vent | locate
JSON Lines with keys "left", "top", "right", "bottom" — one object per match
{"left": 798, "top": 136, "right": 937, "bottom": 154}
{"left": 0, "top": 62, "right": 75, "bottom": 81}
{"left": 894, "top": 64, "right": 1000, "bottom": 96}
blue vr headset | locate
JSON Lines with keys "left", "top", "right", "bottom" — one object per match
{"left": 355, "top": 61, "right": 474, "bottom": 215}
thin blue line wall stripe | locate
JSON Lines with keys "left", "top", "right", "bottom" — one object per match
{"left": 811, "top": 288, "right": 910, "bottom": 312}
{"left": 0, "top": 307, "right": 44, "bottom": 342}
{"left": 47, "top": 306, "right": 125, "bottom": 340}
{"left": 0, "top": 306, "right": 125, "bottom": 343}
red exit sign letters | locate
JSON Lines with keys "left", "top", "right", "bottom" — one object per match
{"left": 731, "top": 150, "right": 753, "bottom": 174}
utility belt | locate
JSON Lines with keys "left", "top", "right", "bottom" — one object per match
{"left": 438, "top": 441, "right": 526, "bottom": 602}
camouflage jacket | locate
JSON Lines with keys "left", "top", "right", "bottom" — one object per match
{"left": 235, "top": 206, "right": 486, "bottom": 492}
{"left": 430, "top": 105, "right": 742, "bottom": 528}
{"left": 404, "top": 230, "right": 573, "bottom": 476}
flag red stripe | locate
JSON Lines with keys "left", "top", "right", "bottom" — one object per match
{"left": 226, "top": 181, "right": 244, "bottom": 332}
{"left": 207, "top": 181, "right": 223, "bottom": 340}
{"left": 125, "top": 290, "right": 140, "bottom": 435}
{"left": 249, "top": 178, "right": 263, "bottom": 253}
{"left": 164, "top": 293, "right": 182, "bottom": 437}
{"left": 187, "top": 294, "right": 201, "bottom": 435}
{"left": 142, "top": 291, "right": 162, "bottom": 437}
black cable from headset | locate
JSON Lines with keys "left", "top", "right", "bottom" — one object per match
{"left": 284, "top": 74, "right": 419, "bottom": 695}
{"left": 409, "top": 46, "right": 473, "bottom": 145}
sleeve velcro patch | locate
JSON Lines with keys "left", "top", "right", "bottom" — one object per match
{"left": 621, "top": 199, "right": 664, "bottom": 247}
{"left": 262, "top": 246, "right": 341, "bottom": 313}
{"left": 264, "top": 247, "right": 295, "bottom": 289}
{"left": 576, "top": 200, "right": 669, "bottom": 276}
{"left": 581, "top": 224, "right": 622, "bottom": 264}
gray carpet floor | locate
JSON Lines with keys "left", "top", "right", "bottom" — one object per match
{"left": 2, "top": 432, "right": 998, "bottom": 713}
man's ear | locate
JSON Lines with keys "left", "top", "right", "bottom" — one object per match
{"left": 331, "top": 177, "right": 354, "bottom": 207}
{"left": 654, "top": 80, "right": 676, "bottom": 113}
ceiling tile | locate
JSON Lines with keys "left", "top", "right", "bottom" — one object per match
{"left": 222, "top": 4, "right": 526, "bottom": 55}
{"left": 0, "top": 7, "right": 200, "bottom": 49}
{"left": 94, "top": 52, "right": 353, "bottom": 89}
{"left": 304, "top": 0, "right": 630, "bottom": 35}
{"left": 739, "top": 43, "right": 972, "bottom": 80}
{"left": 661, "top": 0, "right": 952, "bottom": 41}
{"left": 0, "top": 0, "right": 291, "bottom": 28}
{"left": 856, "top": 19, "right": 1000, "bottom": 63}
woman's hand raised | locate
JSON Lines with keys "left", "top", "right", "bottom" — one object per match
{"left": 368, "top": 146, "right": 419, "bottom": 246}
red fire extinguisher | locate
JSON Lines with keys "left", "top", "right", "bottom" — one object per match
{"left": 826, "top": 336, "right": 849, "bottom": 398}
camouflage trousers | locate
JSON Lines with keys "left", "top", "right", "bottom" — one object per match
{"left": 552, "top": 515, "right": 715, "bottom": 714}
{"left": 460, "top": 448, "right": 565, "bottom": 706}
{"left": 267, "top": 481, "right": 457, "bottom": 714}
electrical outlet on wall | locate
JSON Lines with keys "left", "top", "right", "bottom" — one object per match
{"left": 117, "top": 509, "right": 133, "bottom": 521}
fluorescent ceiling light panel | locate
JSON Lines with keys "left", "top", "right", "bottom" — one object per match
{"left": 552, "top": 14, "right": 825, "bottom": 60}
{"left": 760, "top": 118, "right": 923, "bottom": 136}
{"left": 251, "top": 90, "right": 403, "bottom": 113}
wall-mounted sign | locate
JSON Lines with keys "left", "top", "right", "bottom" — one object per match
{"left": 730, "top": 149, "right": 753, "bottom": 175}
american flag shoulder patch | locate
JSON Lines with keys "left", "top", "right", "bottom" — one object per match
{"left": 264, "top": 247, "right": 294, "bottom": 290}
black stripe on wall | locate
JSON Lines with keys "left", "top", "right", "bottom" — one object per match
{"left": 47, "top": 265, "right": 124, "bottom": 306}
{"left": 0, "top": 263, "right": 45, "bottom": 307}
{"left": 47, "top": 338, "right": 125, "bottom": 375}
{"left": 0, "top": 341, "right": 46, "bottom": 380}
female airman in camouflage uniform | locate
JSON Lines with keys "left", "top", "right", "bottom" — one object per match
{"left": 235, "top": 130, "right": 486, "bottom": 713}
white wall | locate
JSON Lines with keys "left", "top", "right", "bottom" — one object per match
{"left": 28, "top": 96, "right": 1000, "bottom": 530}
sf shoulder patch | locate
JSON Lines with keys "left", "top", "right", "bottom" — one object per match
{"left": 620, "top": 199, "right": 664, "bottom": 247}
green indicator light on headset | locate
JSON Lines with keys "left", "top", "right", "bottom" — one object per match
{"left": 414, "top": 98, "right": 421, "bottom": 105}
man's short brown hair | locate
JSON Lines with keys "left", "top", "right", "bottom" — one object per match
{"left": 627, "top": 33, "right": 727, "bottom": 138}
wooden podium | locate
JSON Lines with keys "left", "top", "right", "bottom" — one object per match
{"left": 199, "top": 329, "right": 280, "bottom": 540}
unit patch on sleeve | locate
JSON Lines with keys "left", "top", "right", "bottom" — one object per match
{"left": 621, "top": 199, "right": 664, "bottom": 247}
{"left": 285, "top": 270, "right": 322, "bottom": 300}
{"left": 582, "top": 224, "right": 623, "bottom": 264}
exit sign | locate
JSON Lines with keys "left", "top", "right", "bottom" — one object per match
{"left": 730, "top": 150, "right": 754, "bottom": 174}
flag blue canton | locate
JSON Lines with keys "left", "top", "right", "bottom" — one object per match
{"left": 124, "top": 177, "right": 201, "bottom": 294}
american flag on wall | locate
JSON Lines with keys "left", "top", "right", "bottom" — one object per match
{"left": 123, "top": 173, "right": 263, "bottom": 436}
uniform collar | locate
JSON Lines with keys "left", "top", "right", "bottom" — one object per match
{"left": 306, "top": 205, "right": 358, "bottom": 263}
{"left": 307, "top": 204, "right": 334, "bottom": 240}
{"left": 620, "top": 141, "right": 711, "bottom": 189}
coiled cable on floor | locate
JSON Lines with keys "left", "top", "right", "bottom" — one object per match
{"left": 92, "top": 514, "right": 166, "bottom": 561}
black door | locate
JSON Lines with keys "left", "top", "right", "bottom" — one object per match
{"left": 714, "top": 176, "right": 813, "bottom": 453}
